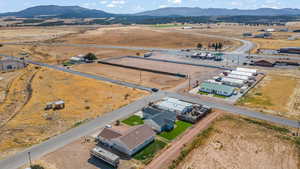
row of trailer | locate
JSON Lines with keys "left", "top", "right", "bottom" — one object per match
{"left": 199, "top": 67, "right": 258, "bottom": 97}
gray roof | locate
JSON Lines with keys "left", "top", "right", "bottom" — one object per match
{"left": 116, "top": 125, "right": 155, "bottom": 150}
{"left": 150, "top": 111, "right": 176, "bottom": 127}
{"left": 98, "top": 128, "right": 122, "bottom": 140}
{"left": 200, "top": 82, "right": 235, "bottom": 93}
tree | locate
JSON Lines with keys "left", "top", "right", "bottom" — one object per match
{"left": 219, "top": 43, "right": 223, "bottom": 50}
{"left": 84, "top": 53, "right": 97, "bottom": 61}
{"left": 136, "top": 52, "right": 140, "bottom": 56}
{"left": 196, "top": 43, "right": 203, "bottom": 50}
{"left": 0, "top": 44, "right": 3, "bottom": 47}
{"left": 31, "top": 164, "right": 44, "bottom": 169}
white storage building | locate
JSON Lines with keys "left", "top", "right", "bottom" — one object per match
{"left": 156, "top": 97, "right": 193, "bottom": 114}
{"left": 221, "top": 77, "right": 245, "bottom": 87}
{"left": 227, "top": 74, "right": 250, "bottom": 81}
{"left": 236, "top": 67, "right": 257, "bottom": 74}
{"left": 231, "top": 71, "right": 254, "bottom": 77}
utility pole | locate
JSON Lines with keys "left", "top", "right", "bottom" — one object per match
{"left": 298, "top": 121, "right": 300, "bottom": 136}
{"left": 28, "top": 152, "right": 32, "bottom": 167}
{"left": 139, "top": 71, "right": 142, "bottom": 84}
{"left": 188, "top": 74, "right": 191, "bottom": 90}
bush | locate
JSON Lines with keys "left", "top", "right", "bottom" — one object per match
{"left": 31, "top": 164, "right": 44, "bottom": 169}
{"left": 84, "top": 53, "right": 97, "bottom": 61}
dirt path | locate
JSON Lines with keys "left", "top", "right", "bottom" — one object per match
{"left": 145, "top": 111, "right": 222, "bottom": 169}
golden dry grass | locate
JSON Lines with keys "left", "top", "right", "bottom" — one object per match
{"left": 249, "top": 38, "right": 300, "bottom": 53}
{"left": 0, "top": 67, "right": 147, "bottom": 159}
{"left": 0, "top": 45, "right": 146, "bottom": 64}
{"left": 58, "top": 26, "right": 235, "bottom": 49}
{"left": 177, "top": 115, "right": 299, "bottom": 169}
{"left": 237, "top": 70, "right": 300, "bottom": 120}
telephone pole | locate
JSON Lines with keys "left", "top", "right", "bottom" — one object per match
{"left": 28, "top": 152, "right": 32, "bottom": 167}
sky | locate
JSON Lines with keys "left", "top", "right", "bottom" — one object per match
{"left": 0, "top": 0, "right": 300, "bottom": 14}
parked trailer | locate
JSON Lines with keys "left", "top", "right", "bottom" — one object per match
{"left": 90, "top": 147, "right": 120, "bottom": 168}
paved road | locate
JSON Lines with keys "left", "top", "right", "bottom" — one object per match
{"left": 0, "top": 92, "right": 165, "bottom": 169}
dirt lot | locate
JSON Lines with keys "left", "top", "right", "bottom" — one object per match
{"left": 0, "top": 27, "right": 87, "bottom": 43}
{"left": 0, "top": 44, "right": 146, "bottom": 64}
{"left": 56, "top": 26, "right": 235, "bottom": 49}
{"left": 73, "top": 63, "right": 186, "bottom": 90}
{"left": 0, "top": 67, "right": 147, "bottom": 159}
{"left": 176, "top": 115, "right": 299, "bottom": 169}
{"left": 237, "top": 69, "right": 300, "bottom": 120}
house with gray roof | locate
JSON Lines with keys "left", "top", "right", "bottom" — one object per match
{"left": 143, "top": 106, "right": 177, "bottom": 133}
{"left": 0, "top": 57, "right": 26, "bottom": 72}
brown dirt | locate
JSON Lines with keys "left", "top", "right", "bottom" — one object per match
{"left": 177, "top": 115, "right": 299, "bottom": 169}
{"left": 0, "top": 67, "right": 147, "bottom": 159}
{"left": 73, "top": 63, "right": 186, "bottom": 90}
{"left": 145, "top": 110, "right": 222, "bottom": 169}
{"left": 57, "top": 26, "right": 235, "bottom": 49}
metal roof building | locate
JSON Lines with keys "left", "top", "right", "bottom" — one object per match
{"left": 231, "top": 71, "right": 254, "bottom": 77}
{"left": 221, "top": 77, "right": 245, "bottom": 87}
{"left": 236, "top": 67, "right": 257, "bottom": 74}
{"left": 199, "top": 82, "right": 235, "bottom": 97}
{"left": 156, "top": 97, "right": 193, "bottom": 113}
{"left": 227, "top": 74, "right": 250, "bottom": 81}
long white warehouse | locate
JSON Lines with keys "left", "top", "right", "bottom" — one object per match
{"left": 227, "top": 74, "right": 250, "bottom": 81}
{"left": 221, "top": 77, "right": 245, "bottom": 87}
{"left": 236, "top": 67, "right": 257, "bottom": 74}
{"left": 231, "top": 71, "right": 254, "bottom": 77}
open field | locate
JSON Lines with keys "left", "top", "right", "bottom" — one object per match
{"left": 73, "top": 63, "right": 186, "bottom": 90}
{"left": 172, "top": 115, "right": 299, "bottom": 169}
{"left": 0, "top": 27, "right": 88, "bottom": 43}
{"left": 237, "top": 69, "right": 300, "bottom": 120}
{"left": 56, "top": 26, "right": 235, "bottom": 49}
{"left": 249, "top": 37, "right": 300, "bottom": 53}
{"left": 0, "top": 45, "right": 146, "bottom": 64}
{"left": 0, "top": 67, "right": 147, "bottom": 159}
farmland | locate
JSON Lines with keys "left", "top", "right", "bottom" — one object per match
{"left": 0, "top": 66, "right": 147, "bottom": 159}
{"left": 173, "top": 115, "right": 299, "bottom": 169}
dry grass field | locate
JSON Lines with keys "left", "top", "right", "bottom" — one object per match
{"left": 174, "top": 115, "right": 299, "bottom": 169}
{"left": 0, "top": 45, "right": 146, "bottom": 63}
{"left": 73, "top": 63, "right": 186, "bottom": 90}
{"left": 237, "top": 69, "right": 300, "bottom": 120}
{"left": 57, "top": 26, "right": 235, "bottom": 49}
{"left": 0, "top": 27, "right": 87, "bottom": 43}
{"left": 0, "top": 67, "right": 147, "bottom": 159}
{"left": 249, "top": 37, "right": 300, "bottom": 53}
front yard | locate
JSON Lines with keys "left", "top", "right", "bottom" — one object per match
{"left": 122, "top": 115, "right": 144, "bottom": 126}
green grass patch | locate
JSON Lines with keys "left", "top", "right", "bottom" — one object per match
{"left": 134, "top": 140, "right": 167, "bottom": 164}
{"left": 168, "top": 126, "right": 214, "bottom": 169}
{"left": 63, "top": 61, "right": 75, "bottom": 66}
{"left": 159, "top": 121, "right": 193, "bottom": 141}
{"left": 198, "top": 91, "right": 209, "bottom": 95}
{"left": 122, "top": 115, "right": 144, "bottom": 126}
{"left": 213, "top": 94, "right": 228, "bottom": 99}
{"left": 242, "top": 118, "right": 290, "bottom": 134}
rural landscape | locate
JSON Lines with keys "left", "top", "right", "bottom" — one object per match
{"left": 0, "top": 1, "right": 300, "bottom": 169}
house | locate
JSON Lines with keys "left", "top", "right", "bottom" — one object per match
{"left": 97, "top": 125, "right": 155, "bottom": 156}
{"left": 0, "top": 57, "right": 26, "bottom": 72}
{"left": 199, "top": 82, "right": 235, "bottom": 97}
{"left": 143, "top": 107, "right": 177, "bottom": 133}
{"left": 111, "top": 125, "right": 155, "bottom": 156}
{"left": 155, "top": 97, "right": 193, "bottom": 114}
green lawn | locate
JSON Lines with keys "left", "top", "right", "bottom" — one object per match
{"left": 122, "top": 115, "right": 144, "bottom": 126}
{"left": 198, "top": 91, "right": 209, "bottom": 95}
{"left": 213, "top": 94, "right": 228, "bottom": 99}
{"left": 159, "top": 121, "right": 193, "bottom": 141}
{"left": 133, "top": 140, "right": 167, "bottom": 164}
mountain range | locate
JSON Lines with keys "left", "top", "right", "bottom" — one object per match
{"left": 1, "top": 5, "right": 300, "bottom": 18}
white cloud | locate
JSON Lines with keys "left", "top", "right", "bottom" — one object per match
{"left": 168, "top": 0, "right": 182, "bottom": 5}
{"left": 106, "top": 0, "right": 126, "bottom": 8}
